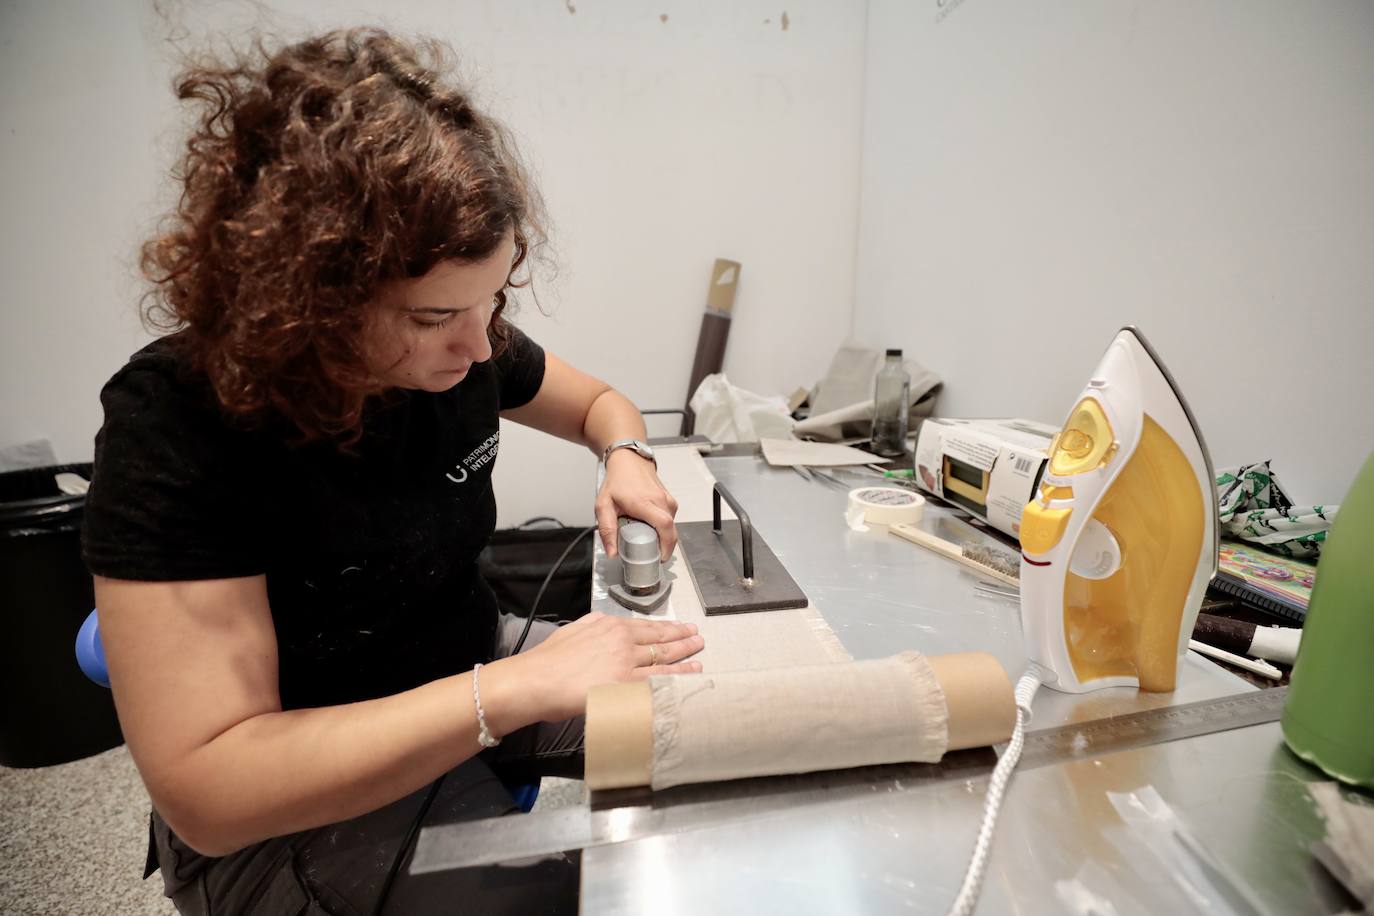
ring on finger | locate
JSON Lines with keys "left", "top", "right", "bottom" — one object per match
{"left": 647, "top": 644, "right": 658, "bottom": 667}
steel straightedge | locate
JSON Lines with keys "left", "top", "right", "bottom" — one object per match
{"left": 410, "top": 688, "right": 1287, "bottom": 874}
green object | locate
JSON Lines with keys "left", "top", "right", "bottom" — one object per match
{"left": 883, "top": 468, "right": 915, "bottom": 479}
{"left": 1216, "top": 459, "right": 1338, "bottom": 559}
{"left": 1281, "top": 450, "right": 1374, "bottom": 788}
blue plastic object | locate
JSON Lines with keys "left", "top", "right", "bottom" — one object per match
{"left": 507, "top": 779, "right": 541, "bottom": 814}
{"left": 75, "top": 608, "right": 110, "bottom": 688}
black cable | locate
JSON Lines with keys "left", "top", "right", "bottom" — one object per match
{"left": 516, "top": 516, "right": 563, "bottom": 530}
{"left": 373, "top": 524, "right": 597, "bottom": 914}
{"left": 372, "top": 773, "right": 446, "bottom": 916}
{"left": 512, "top": 525, "right": 597, "bottom": 655}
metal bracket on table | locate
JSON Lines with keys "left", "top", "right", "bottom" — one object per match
{"left": 675, "top": 481, "right": 808, "bottom": 615}
{"left": 711, "top": 481, "right": 755, "bottom": 583}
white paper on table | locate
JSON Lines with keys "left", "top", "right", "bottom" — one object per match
{"left": 760, "top": 438, "right": 880, "bottom": 468}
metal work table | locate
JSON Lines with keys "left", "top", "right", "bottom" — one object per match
{"left": 655, "top": 455, "right": 1257, "bottom": 731}
{"left": 419, "top": 452, "right": 1353, "bottom": 914}
{"left": 583, "top": 454, "right": 1348, "bottom": 914}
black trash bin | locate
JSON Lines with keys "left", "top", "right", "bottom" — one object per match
{"left": 0, "top": 462, "right": 124, "bottom": 768}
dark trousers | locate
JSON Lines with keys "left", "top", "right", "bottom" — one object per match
{"left": 148, "top": 617, "right": 584, "bottom": 915}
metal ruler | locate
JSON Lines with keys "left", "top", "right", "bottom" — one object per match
{"left": 411, "top": 687, "right": 1287, "bottom": 874}
{"left": 1018, "top": 686, "right": 1287, "bottom": 769}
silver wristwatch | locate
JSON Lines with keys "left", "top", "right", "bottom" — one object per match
{"left": 602, "top": 438, "right": 656, "bottom": 467}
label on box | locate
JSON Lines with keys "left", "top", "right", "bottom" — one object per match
{"left": 986, "top": 446, "right": 1044, "bottom": 537}
{"left": 942, "top": 435, "right": 999, "bottom": 472}
{"left": 913, "top": 417, "right": 1056, "bottom": 542}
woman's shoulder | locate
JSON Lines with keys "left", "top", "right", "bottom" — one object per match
{"left": 487, "top": 321, "right": 546, "bottom": 411}
{"left": 104, "top": 333, "right": 200, "bottom": 396}
{"left": 94, "top": 333, "right": 259, "bottom": 477}
{"left": 86, "top": 335, "right": 271, "bottom": 582}
{"left": 100, "top": 334, "right": 226, "bottom": 427}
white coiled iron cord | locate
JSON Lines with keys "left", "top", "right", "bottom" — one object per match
{"left": 945, "top": 669, "right": 1044, "bottom": 916}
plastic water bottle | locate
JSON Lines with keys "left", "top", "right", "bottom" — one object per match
{"left": 870, "top": 349, "right": 910, "bottom": 458}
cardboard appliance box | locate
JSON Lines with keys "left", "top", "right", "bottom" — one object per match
{"left": 912, "top": 418, "right": 1059, "bottom": 543}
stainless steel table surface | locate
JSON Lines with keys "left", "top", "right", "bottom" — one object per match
{"left": 573, "top": 453, "right": 1349, "bottom": 914}
{"left": 644, "top": 455, "right": 1257, "bottom": 731}
{"left": 580, "top": 722, "right": 1350, "bottom": 915}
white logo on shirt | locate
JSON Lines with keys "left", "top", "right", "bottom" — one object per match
{"left": 446, "top": 431, "right": 500, "bottom": 485}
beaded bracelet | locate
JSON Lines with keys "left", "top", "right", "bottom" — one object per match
{"left": 472, "top": 663, "right": 501, "bottom": 748}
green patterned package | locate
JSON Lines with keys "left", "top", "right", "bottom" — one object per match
{"left": 1216, "top": 460, "right": 1339, "bottom": 559}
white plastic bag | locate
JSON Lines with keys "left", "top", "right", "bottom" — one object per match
{"left": 688, "top": 373, "right": 795, "bottom": 443}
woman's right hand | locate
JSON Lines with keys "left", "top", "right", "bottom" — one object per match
{"left": 487, "top": 612, "right": 705, "bottom": 727}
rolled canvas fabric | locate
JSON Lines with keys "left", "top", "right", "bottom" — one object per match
{"left": 584, "top": 447, "right": 1012, "bottom": 792}
{"left": 648, "top": 651, "right": 948, "bottom": 790}
{"left": 642, "top": 446, "right": 852, "bottom": 673}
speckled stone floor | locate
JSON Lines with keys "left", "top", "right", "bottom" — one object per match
{"left": 1, "top": 746, "right": 584, "bottom": 915}
{"left": 1, "top": 746, "right": 174, "bottom": 915}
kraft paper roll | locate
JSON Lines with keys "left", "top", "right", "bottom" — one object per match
{"left": 927, "top": 652, "right": 1016, "bottom": 750}
{"left": 845, "top": 487, "right": 925, "bottom": 529}
{"left": 585, "top": 651, "right": 1014, "bottom": 791}
{"left": 584, "top": 681, "right": 654, "bottom": 790}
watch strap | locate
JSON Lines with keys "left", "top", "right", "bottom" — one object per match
{"left": 602, "top": 438, "right": 656, "bottom": 467}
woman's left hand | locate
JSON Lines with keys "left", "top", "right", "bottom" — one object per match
{"left": 596, "top": 450, "right": 679, "bottom": 561}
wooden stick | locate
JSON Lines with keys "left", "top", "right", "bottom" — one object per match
{"left": 682, "top": 259, "right": 740, "bottom": 436}
{"left": 1188, "top": 639, "right": 1284, "bottom": 681}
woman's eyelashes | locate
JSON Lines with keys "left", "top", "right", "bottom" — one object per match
{"left": 408, "top": 309, "right": 464, "bottom": 330}
{"left": 406, "top": 298, "right": 494, "bottom": 330}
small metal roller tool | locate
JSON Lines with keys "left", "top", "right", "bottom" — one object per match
{"left": 608, "top": 520, "right": 672, "bottom": 613}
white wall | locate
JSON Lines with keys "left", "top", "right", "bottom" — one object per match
{"left": 0, "top": 1, "right": 867, "bottom": 527}
{"left": 856, "top": 0, "right": 1374, "bottom": 503}
{"left": 11, "top": 1, "right": 1367, "bottom": 513}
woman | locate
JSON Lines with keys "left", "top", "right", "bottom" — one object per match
{"left": 82, "top": 28, "right": 704, "bottom": 914}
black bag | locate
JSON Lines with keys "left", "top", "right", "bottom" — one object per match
{"left": 478, "top": 520, "right": 594, "bottom": 624}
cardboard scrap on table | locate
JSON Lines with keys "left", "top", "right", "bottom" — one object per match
{"left": 760, "top": 438, "right": 879, "bottom": 468}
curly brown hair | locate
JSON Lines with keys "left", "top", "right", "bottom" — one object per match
{"left": 141, "top": 28, "right": 543, "bottom": 444}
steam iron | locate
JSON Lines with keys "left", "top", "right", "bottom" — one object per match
{"left": 1019, "top": 326, "right": 1218, "bottom": 693}
{"left": 946, "top": 327, "right": 1221, "bottom": 914}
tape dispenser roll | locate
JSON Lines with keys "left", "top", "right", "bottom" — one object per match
{"left": 845, "top": 486, "right": 925, "bottom": 530}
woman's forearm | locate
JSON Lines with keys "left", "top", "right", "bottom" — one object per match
{"left": 582, "top": 387, "right": 648, "bottom": 455}
{"left": 160, "top": 656, "right": 539, "bottom": 856}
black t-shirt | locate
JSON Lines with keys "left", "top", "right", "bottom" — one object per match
{"left": 82, "top": 326, "right": 546, "bottom": 710}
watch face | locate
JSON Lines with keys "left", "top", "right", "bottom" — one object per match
{"left": 607, "top": 439, "right": 654, "bottom": 464}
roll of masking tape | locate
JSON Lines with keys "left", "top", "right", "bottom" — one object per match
{"left": 845, "top": 486, "right": 925, "bottom": 530}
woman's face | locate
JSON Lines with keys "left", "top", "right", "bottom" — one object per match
{"left": 365, "top": 234, "right": 515, "bottom": 392}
